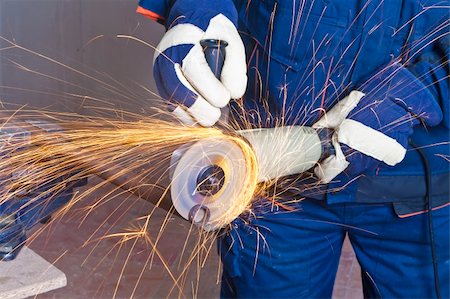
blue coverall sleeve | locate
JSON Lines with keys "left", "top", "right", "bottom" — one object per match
{"left": 354, "top": 34, "right": 448, "bottom": 135}
{"left": 406, "top": 36, "right": 449, "bottom": 129}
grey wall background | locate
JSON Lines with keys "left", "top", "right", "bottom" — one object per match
{"left": 0, "top": 0, "right": 165, "bottom": 114}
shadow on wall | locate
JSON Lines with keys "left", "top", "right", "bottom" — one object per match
{"left": 0, "top": 0, "right": 165, "bottom": 115}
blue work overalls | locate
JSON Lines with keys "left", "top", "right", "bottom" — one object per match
{"left": 220, "top": 1, "right": 450, "bottom": 297}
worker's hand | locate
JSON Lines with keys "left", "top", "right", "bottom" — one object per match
{"left": 313, "top": 62, "right": 443, "bottom": 183}
{"left": 153, "top": 0, "right": 247, "bottom": 127}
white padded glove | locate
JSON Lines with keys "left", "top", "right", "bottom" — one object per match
{"left": 313, "top": 91, "right": 407, "bottom": 183}
{"left": 153, "top": 13, "right": 247, "bottom": 126}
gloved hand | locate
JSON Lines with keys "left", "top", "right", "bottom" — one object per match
{"left": 313, "top": 62, "right": 443, "bottom": 183}
{"left": 153, "top": 0, "right": 247, "bottom": 127}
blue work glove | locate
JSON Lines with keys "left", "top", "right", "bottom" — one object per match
{"left": 153, "top": 0, "right": 247, "bottom": 126}
{"left": 313, "top": 62, "right": 443, "bottom": 182}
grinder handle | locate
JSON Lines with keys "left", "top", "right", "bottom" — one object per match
{"left": 200, "top": 39, "right": 227, "bottom": 79}
{"left": 200, "top": 39, "right": 230, "bottom": 125}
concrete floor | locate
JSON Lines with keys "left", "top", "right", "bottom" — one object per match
{"left": 28, "top": 177, "right": 363, "bottom": 298}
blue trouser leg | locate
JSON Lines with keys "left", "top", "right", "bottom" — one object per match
{"left": 346, "top": 203, "right": 450, "bottom": 298}
{"left": 218, "top": 199, "right": 450, "bottom": 298}
{"left": 219, "top": 199, "right": 346, "bottom": 298}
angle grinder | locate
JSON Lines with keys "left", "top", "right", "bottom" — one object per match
{"left": 170, "top": 39, "right": 333, "bottom": 231}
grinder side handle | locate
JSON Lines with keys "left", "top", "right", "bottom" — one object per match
{"left": 200, "top": 39, "right": 230, "bottom": 125}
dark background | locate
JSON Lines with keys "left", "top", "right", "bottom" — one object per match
{"left": 0, "top": 0, "right": 164, "bottom": 114}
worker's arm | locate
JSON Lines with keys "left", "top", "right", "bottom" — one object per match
{"left": 137, "top": 0, "right": 247, "bottom": 126}
{"left": 136, "top": 0, "right": 172, "bottom": 24}
{"left": 313, "top": 35, "right": 448, "bottom": 182}
{"left": 406, "top": 35, "right": 449, "bottom": 129}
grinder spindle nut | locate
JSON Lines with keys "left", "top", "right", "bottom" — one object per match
{"left": 188, "top": 204, "right": 211, "bottom": 225}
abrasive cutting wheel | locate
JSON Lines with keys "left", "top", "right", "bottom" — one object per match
{"left": 170, "top": 137, "right": 254, "bottom": 231}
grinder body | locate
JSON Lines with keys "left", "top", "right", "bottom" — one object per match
{"left": 239, "top": 126, "right": 324, "bottom": 182}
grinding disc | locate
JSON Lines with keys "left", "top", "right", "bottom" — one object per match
{"left": 170, "top": 137, "right": 248, "bottom": 231}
